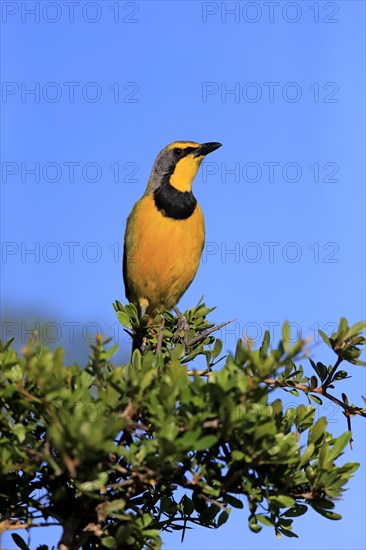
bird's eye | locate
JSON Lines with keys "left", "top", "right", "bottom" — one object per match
{"left": 173, "top": 148, "right": 183, "bottom": 156}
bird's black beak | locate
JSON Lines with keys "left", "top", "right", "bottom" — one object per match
{"left": 194, "top": 142, "right": 222, "bottom": 157}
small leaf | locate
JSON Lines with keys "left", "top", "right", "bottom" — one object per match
{"left": 309, "top": 416, "right": 327, "bottom": 444}
{"left": 318, "top": 330, "right": 331, "bottom": 347}
{"left": 11, "top": 534, "right": 28, "bottom": 550}
{"left": 310, "top": 376, "right": 318, "bottom": 390}
{"left": 270, "top": 495, "right": 295, "bottom": 508}
{"left": 278, "top": 527, "right": 298, "bottom": 538}
{"left": 344, "top": 321, "right": 366, "bottom": 340}
{"left": 14, "top": 424, "right": 26, "bottom": 443}
{"left": 102, "top": 536, "right": 117, "bottom": 548}
{"left": 213, "top": 338, "right": 223, "bottom": 358}
{"left": 312, "top": 506, "right": 342, "bottom": 520}
{"left": 256, "top": 514, "right": 274, "bottom": 526}
{"left": 131, "top": 349, "right": 142, "bottom": 370}
{"left": 328, "top": 432, "right": 351, "bottom": 460}
{"left": 282, "top": 321, "right": 290, "bottom": 351}
{"left": 226, "top": 495, "right": 244, "bottom": 509}
{"left": 308, "top": 394, "right": 323, "bottom": 405}
{"left": 337, "top": 317, "right": 348, "bottom": 339}
{"left": 249, "top": 516, "right": 262, "bottom": 532}
{"left": 117, "top": 311, "right": 132, "bottom": 329}
{"left": 312, "top": 498, "right": 335, "bottom": 510}
{"left": 300, "top": 443, "right": 315, "bottom": 465}
{"left": 282, "top": 505, "right": 307, "bottom": 517}
{"left": 181, "top": 495, "right": 194, "bottom": 515}
{"left": 194, "top": 435, "right": 218, "bottom": 451}
{"left": 260, "top": 330, "right": 270, "bottom": 358}
{"left": 105, "top": 344, "right": 119, "bottom": 360}
{"left": 1, "top": 337, "right": 15, "bottom": 352}
{"left": 231, "top": 450, "right": 245, "bottom": 461}
{"left": 217, "top": 509, "right": 230, "bottom": 526}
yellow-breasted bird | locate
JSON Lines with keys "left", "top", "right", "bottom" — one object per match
{"left": 123, "top": 140, "right": 222, "bottom": 322}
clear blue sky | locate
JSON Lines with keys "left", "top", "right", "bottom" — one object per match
{"left": 1, "top": 1, "right": 365, "bottom": 548}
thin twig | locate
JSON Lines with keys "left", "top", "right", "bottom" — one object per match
{"left": 264, "top": 378, "right": 366, "bottom": 418}
{"left": 0, "top": 520, "right": 60, "bottom": 533}
{"left": 186, "top": 320, "right": 235, "bottom": 348}
{"left": 186, "top": 368, "right": 212, "bottom": 377}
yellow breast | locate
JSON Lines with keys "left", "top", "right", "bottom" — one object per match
{"left": 124, "top": 194, "right": 205, "bottom": 316}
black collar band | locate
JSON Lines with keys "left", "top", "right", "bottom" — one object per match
{"left": 154, "top": 183, "right": 197, "bottom": 220}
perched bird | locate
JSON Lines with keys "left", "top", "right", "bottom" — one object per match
{"left": 123, "top": 140, "right": 222, "bottom": 322}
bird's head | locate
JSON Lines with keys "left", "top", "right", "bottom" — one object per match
{"left": 146, "top": 141, "right": 222, "bottom": 194}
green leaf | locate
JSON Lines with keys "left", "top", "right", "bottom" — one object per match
{"left": 226, "top": 495, "right": 244, "bottom": 509}
{"left": 231, "top": 450, "right": 245, "bottom": 461}
{"left": 260, "top": 330, "right": 270, "bottom": 357}
{"left": 117, "top": 311, "right": 132, "bottom": 329}
{"left": 344, "top": 321, "right": 366, "bottom": 340}
{"left": 0, "top": 337, "right": 15, "bottom": 352}
{"left": 308, "top": 416, "right": 327, "bottom": 444}
{"left": 99, "top": 499, "right": 126, "bottom": 515}
{"left": 308, "top": 394, "right": 323, "bottom": 405}
{"left": 256, "top": 514, "right": 274, "bottom": 526}
{"left": 102, "top": 536, "right": 117, "bottom": 548}
{"left": 270, "top": 495, "right": 295, "bottom": 508}
{"left": 217, "top": 510, "right": 230, "bottom": 526}
{"left": 309, "top": 359, "right": 327, "bottom": 381}
{"left": 105, "top": 344, "right": 119, "bottom": 360}
{"left": 14, "top": 423, "right": 26, "bottom": 443}
{"left": 53, "top": 346, "right": 64, "bottom": 368}
{"left": 181, "top": 495, "right": 194, "bottom": 515}
{"left": 131, "top": 349, "right": 142, "bottom": 370}
{"left": 318, "top": 329, "right": 331, "bottom": 347}
{"left": 328, "top": 432, "right": 351, "bottom": 460}
{"left": 194, "top": 435, "right": 218, "bottom": 451}
{"left": 200, "top": 503, "right": 220, "bottom": 523}
{"left": 312, "top": 498, "right": 335, "bottom": 509}
{"left": 282, "top": 505, "right": 307, "bottom": 517}
{"left": 213, "top": 338, "right": 223, "bottom": 358}
{"left": 309, "top": 376, "right": 318, "bottom": 390}
{"left": 311, "top": 506, "right": 342, "bottom": 520}
{"left": 249, "top": 516, "right": 262, "bottom": 532}
{"left": 338, "top": 317, "right": 348, "bottom": 339}
{"left": 278, "top": 527, "right": 298, "bottom": 538}
{"left": 282, "top": 321, "right": 290, "bottom": 351}
{"left": 142, "top": 529, "right": 160, "bottom": 537}
{"left": 300, "top": 443, "right": 315, "bottom": 465}
{"left": 11, "top": 533, "right": 28, "bottom": 550}
{"left": 11, "top": 534, "right": 28, "bottom": 550}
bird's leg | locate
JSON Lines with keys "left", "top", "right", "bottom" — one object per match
{"left": 173, "top": 306, "right": 189, "bottom": 347}
{"left": 139, "top": 298, "right": 149, "bottom": 319}
{"left": 140, "top": 336, "right": 148, "bottom": 354}
{"left": 156, "top": 315, "right": 165, "bottom": 353}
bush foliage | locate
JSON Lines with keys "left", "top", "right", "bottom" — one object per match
{"left": 0, "top": 301, "right": 365, "bottom": 549}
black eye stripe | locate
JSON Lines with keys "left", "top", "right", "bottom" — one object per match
{"left": 172, "top": 146, "right": 197, "bottom": 159}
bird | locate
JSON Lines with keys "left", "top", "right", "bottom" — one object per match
{"left": 123, "top": 140, "right": 222, "bottom": 329}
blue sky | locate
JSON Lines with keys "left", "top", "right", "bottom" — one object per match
{"left": 1, "top": 1, "right": 365, "bottom": 548}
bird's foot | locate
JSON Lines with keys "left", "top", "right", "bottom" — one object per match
{"left": 173, "top": 306, "right": 189, "bottom": 348}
